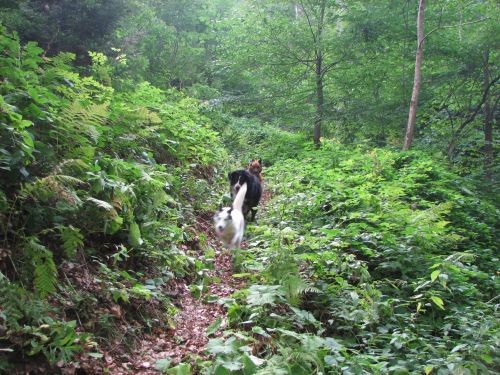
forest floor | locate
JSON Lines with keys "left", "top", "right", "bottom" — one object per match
{"left": 72, "top": 190, "right": 271, "bottom": 374}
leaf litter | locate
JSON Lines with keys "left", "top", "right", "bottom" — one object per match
{"left": 68, "top": 189, "right": 271, "bottom": 374}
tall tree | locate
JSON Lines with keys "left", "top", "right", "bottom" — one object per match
{"left": 0, "top": 0, "right": 129, "bottom": 63}
{"left": 304, "top": 0, "right": 327, "bottom": 147}
{"left": 218, "top": 0, "right": 346, "bottom": 145}
{"left": 482, "top": 50, "right": 493, "bottom": 182}
{"left": 402, "top": 0, "right": 425, "bottom": 151}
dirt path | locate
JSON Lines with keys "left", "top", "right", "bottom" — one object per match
{"left": 97, "top": 189, "right": 271, "bottom": 374}
{"left": 127, "top": 221, "right": 245, "bottom": 374}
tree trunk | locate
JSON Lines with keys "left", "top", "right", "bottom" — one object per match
{"left": 402, "top": 0, "right": 426, "bottom": 151}
{"left": 314, "top": 51, "right": 324, "bottom": 148}
{"left": 483, "top": 50, "right": 493, "bottom": 181}
{"left": 313, "top": 1, "right": 326, "bottom": 148}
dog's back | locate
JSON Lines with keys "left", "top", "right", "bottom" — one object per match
{"left": 214, "top": 182, "right": 247, "bottom": 248}
{"left": 228, "top": 169, "right": 262, "bottom": 221}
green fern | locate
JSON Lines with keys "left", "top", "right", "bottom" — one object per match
{"left": 281, "top": 274, "right": 320, "bottom": 306}
{"left": 50, "top": 102, "right": 108, "bottom": 160}
{"left": 34, "top": 257, "right": 57, "bottom": 298}
{"left": 24, "top": 238, "right": 57, "bottom": 298}
{"left": 86, "top": 197, "right": 114, "bottom": 211}
{"left": 58, "top": 102, "right": 108, "bottom": 142}
{"left": 24, "top": 174, "right": 83, "bottom": 205}
{"left": 59, "top": 225, "right": 84, "bottom": 259}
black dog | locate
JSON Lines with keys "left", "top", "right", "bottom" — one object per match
{"left": 228, "top": 169, "right": 262, "bottom": 222}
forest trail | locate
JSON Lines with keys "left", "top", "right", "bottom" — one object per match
{"left": 109, "top": 190, "right": 272, "bottom": 374}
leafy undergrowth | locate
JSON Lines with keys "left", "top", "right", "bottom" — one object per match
{"left": 196, "top": 141, "right": 499, "bottom": 375}
{"left": 1, "top": 25, "right": 498, "bottom": 375}
{"left": 64, "top": 212, "right": 249, "bottom": 374}
{"left": 0, "top": 27, "right": 234, "bottom": 373}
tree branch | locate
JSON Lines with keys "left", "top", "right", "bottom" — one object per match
{"left": 420, "top": 18, "right": 489, "bottom": 48}
{"left": 453, "top": 74, "right": 499, "bottom": 136}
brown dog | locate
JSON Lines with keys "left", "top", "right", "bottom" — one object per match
{"left": 247, "top": 159, "right": 263, "bottom": 183}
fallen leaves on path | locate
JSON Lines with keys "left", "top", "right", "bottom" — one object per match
{"left": 71, "top": 189, "right": 271, "bottom": 374}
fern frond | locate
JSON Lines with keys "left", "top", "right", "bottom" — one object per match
{"left": 299, "top": 285, "right": 321, "bottom": 295}
{"left": 59, "top": 102, "right": 108, "bottom": 127}
{"left": 27, "top": 175, "right": 82, "bottom": 205}
{"left": 51, "top": 159, "right": 89, "bottom": 174}
{"left": 34, "top": 255, "right": 57, "bottom": 298}
{"left": 59, "top": 225, "right": 84, "bottom": 259}
{"left": 24, "top": 238, "right": 57, "bottom": 298}
{"left": 50, "top": 175, "right": 86, "bottom": 187}
{"left": 130, "top": 106, "right": 162, "bottom": 124}
{"left": 56, "top": 102, "right": 108, "bottom": 144}
{"left": 281, "top": 274, "right": 321, "bottom": 306}
{"left": 86, "top": 197, "right": 114, "bottom": 211}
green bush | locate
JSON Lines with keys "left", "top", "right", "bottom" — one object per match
{"left": 0, "top": 26, "right": 229, "bottom": 366}
{"left": 203, "top": 139, "right": 499, "bottom": 374}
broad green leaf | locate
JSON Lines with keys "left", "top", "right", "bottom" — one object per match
{"left": 430, "top": 270, "right": 441, "bottom": 282}
{"left": 252, "top": 326, "right": 271, "bottom": 338}
{"left": 155, "top": 358, "right": 172, "bottom": 372}
{"left": 167, "top": 363, "right": 191, "bottom": 375}
{"left": 206, "top": 317, "right": 223, "bottom": 336}
{"left": 221, "top": 360, "right": 243, "bottom": 371}
{"left": 417, "top": 302, "right": 422, "bottom": 313}
{"left": 128, "top": 221, "right": 143, "bottom": 247}
{"left": 480, "top": 353, "right": 493, "bottom": 364}
{"left": 430, "top": 296, "right": 445, "bottom": 310}
{"left": 247, "top": 355, "right": 265, "bottom": 366}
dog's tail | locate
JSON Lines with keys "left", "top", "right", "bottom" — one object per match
{"left": 233, "top": 182, "right": 247, "bottom": 212}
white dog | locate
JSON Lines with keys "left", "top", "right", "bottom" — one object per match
{"left": 214, "top": 182, "right": 247, "bottom": 248}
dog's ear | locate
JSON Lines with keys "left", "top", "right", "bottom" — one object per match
{"left": 258, "top": 159, "right": 262, "bottom": 165}
{"left": 228, "top": 208, "right": 233, "bottom": 213}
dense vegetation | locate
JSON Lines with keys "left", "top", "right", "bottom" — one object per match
{"left": 207, "top": 133, "right": 498, "bottom": 374}
{"left": 0, "top": 0, "right": 498, "bottom": 374}
{"left": 0, "top": 25, "right": 229, "bottom": 370}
